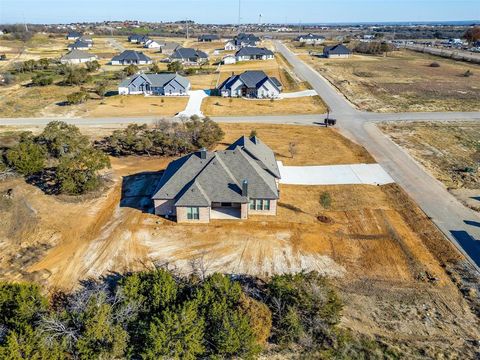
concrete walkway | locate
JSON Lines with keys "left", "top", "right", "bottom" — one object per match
{"left": 279, "top": 89, "right": 318, "bottom": 99}
{"left": 176, "top": 90, "right": 209, "bottom": 118}
{"left": 277, "top": 162, "right": 394, "bottom": 186}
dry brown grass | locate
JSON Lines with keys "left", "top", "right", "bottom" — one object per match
{"left": 300, "top": 48, "right": 480, "bottom": 112}
{"left": 201, "top": 96, "right": 327, "bottom": 117}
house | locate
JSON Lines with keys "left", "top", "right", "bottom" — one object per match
{"left": 222, "top": 54, "right": 236, "bottom": 65}
{"left": 235, "top": 47, "right": 274, "bottom": 61}
{"left": 218, "top": 70, "right": 282, "bottom": 98}
{"left": 128, "top": 34, "right": 150, "bottom": 44}
{"left": 79, "top": 35, "right": 93, "bottom": 45}
{"left": 296, "top": 33, "right": 325, "bottom": 44}
{"left": 224, "top": 40, "right": 237, "bottom": 51}
{"left": 224, "top": 33, "right": 260, "bottom": 50}
{"left": 67, "top": 40, "right": 91, "bottom": 50}
{"left": 160, "top": 42, "right": 181, "bottom": 55}
{"left": 323, "top": 44, "right": 351, "bottom": 58}
{"left": 118, "top": 73, "right": 190, "bottom": 96}
{"left": 144, "top": 39, "right": 162, "bottom": 49}
{"left": 152, "top": 135, "right": 281, "bottom": 223}
{"left": 66, "top": 31, "right": 82, "bottom": 40}
{"left": 170, "top": 48, "right": 208, "bottom": 65}
{"left": 198, "top": 34, "right": 220, "bottom": 42}
{"left": 111, "top": 50, "right": 152, "bottom": 65}
{"left": 60, "top": 49, "right": 98, "bottom": 64}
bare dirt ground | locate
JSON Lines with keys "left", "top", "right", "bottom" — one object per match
{"left": 297, "top": 46, "right": 480, "bottom": 113}
{"left": 1, "top": 123, "right": 479, "bottom": 357}
{"left": 380, "top": 121, "right": 480, "bottom": 212}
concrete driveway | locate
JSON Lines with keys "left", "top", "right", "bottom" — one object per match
{"left": 176, "top": 90, "right": 209, "bottom": 118}
{"left": 277, "top": 161, "right": 394, "bottom": 185}
{"left": 279, "top": 89, "right": 318, "bottom": 99}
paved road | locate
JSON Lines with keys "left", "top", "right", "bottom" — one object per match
{"left": 106, "top": 38, "right": 125, "bottom": 52}
{"left": 274, "top": 40, "right": 480, "bottom": 272}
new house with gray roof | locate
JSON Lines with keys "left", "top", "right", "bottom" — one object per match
{"left": 60, "top": 49, "right": 98, "bottom": 64}
{"left": 235, "top": 47, "right": 274, "bottom": 61}
{"left": 296, "top": 33, "right": 325, "bottom": 45}
{"left": 152, "top": 136, "right": 280, "bottom": 222}
{"left": 323, "top": 44, "right": 352, "bottom": 58}
{"left": 111, "top": 50, "right": 152, "bottom": 65}
{"left": 118, "top": 73, "right": 190, "bottom": 96}
{"left": 218, "top": 70, "right": 282, "bottom": 98}
{"left": 67, "top": 40, "right": 91, "bottom": 50}
{"left": 170, "top": 48, "right": 208, "bottom": 65}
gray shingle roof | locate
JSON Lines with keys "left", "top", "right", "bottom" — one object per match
{"left": 68, "top": 40, "right": 90, "bottom": 49}
{"left": 198, "top": 34, "right": 220, "bottom": 41}
{"left": 111, "top": 50, "right": 152, "bottom": 62}
{"left": 323, "top": 44, "right": 351, "bottom": 55}
{"left": 170, "top": 48, "right": 208, "bottom": 60}
{"left": 61, "top": 49, "right": 96, "bottom": 60}
{"left": 235, "top": 47, "right": 273, "bottom": 57}
{"left": 219, "top": 71, "right": 282, "bottom": 92}
{"left": 119, "top": 73, "right": 190, "bottom": 89}
{"left": 297, "top": 33, "right": 325, "bottom": 40}
{"left": 152, "top": 136, "right": 280, "bottom": 206}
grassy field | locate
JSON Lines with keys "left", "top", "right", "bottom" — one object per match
{"left": 380, "top": 121, "right": 480, "bottom": 211}
{"left": 297, "top": 45, "right": 480, "bottom": 112}
{"left": 201, "top": 95, "right": 327, "bottom": 116}
{"left": 1, "top": 122, "right": 478, "bottom": 357}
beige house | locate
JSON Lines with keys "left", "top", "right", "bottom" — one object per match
{"left": 152, "top": 136, "right": 280, "bottom": 223}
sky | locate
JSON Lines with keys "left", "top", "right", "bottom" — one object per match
{"left": 0, "top": 0, "right": 479, "bottom": 24}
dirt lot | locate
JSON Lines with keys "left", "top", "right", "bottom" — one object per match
{"left": 201, "top": 96, "right": 326, "bottom": 116}
{"left": 0, "top": 122, "right": 478, "bottom": 357}
{"left": 298, "top": 46, "right": 480, "bottom": 112}
{"left": 380, "top": 121, "right": 480, "bottom": 211}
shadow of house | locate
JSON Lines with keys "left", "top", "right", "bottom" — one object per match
{"left": 464, "top": 220, "right": 480, "bottom": 228}
{"left": 450, "top": 230, "right": 480, "bottom": 267}
{"left": 120, "top": 170, "right": 164, "bottom": 214}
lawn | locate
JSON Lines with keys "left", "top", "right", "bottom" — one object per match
{"left": 201, "top": 95, "right": 327, "bottom": 117}
{"left": 299, "top": 47, "right": 480, "bottom": 112}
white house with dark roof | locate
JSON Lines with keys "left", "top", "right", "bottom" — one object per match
{"left": 235, "top": 47, "right": 274, "bottom": 61}
{"left": 118, "top": 73, "right": 190, "bottom": 96}
{"left": 111, "top": 50, "right": 152, "bottom": 65}
{"left": 66, "top": 31, "right": 82, "bottom": 40}
{"left": 323, "top": 44, "right": 352, "bottom": 58}
{"left": 296, "top": 33, "right": 325, "bottom": 45}
{"left": 218, "top": 70, "right": 282, "bottom": 98}
{"left": 152, "top": 136, "right": 280, "bottom": 222}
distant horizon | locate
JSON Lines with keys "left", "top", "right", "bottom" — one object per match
{"left": 1, "top": 0, "right": 479, "bottom": 25}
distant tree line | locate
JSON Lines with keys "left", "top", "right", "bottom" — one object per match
{"left": 0, "top": 269, "right": 394, "bottom": 359}
{"left": 353, "top": 41, "right": 395, "bottom": 56}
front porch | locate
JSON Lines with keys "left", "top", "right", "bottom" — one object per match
{"left": 210, "top": 202, "right": 246, "bottom": 220}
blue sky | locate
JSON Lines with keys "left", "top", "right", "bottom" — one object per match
{"left": 0, "top": 0, "right": 478, "bottom": 24}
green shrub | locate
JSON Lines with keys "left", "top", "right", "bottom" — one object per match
{"left": 31, "top": 73, "right": 53, "bottom": 86}
{"left": 320, "top": 191, "right": 332, "bottom": 209}
{"left": 124, "top": 64, "right": 139, "bottom": 76}
{"left": 66, "top": 91, "right": 89, "bottom": 105}
{"left": 6, "top": 137, "right": 46, "bottom": 175}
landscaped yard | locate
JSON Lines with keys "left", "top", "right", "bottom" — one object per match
{"left": 201, "top": 95, "right": 327, "bottom": 116}
{"left": 299, "top": 46, "right": 480, "bottom": 112}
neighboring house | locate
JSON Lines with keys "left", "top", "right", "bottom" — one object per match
{"left": 296, "top": 33, "right": 325, "bottom": 45}
{"left": 79, "top": 35, "right": 93, "bottom": 44}
{"left": 224, "top": 40, "right": 237, "bottom": 51}
{"left": 152, "top": 135, "right": 281, "bottom": 223}
{"left": 198, "top": 34, "right": 220, "bottom": 42}
{"left": 218, "top": 70, "right": 282, "bottom": 98}
{"left": 235, "top": 47, "right": 274, "bottom": 61}
{"left": 118, "top": 73, "right": 190, "bottom": 96}
{"left": 128, "top": 34, "right": 150, "bottom": 44}
{"left": 60, "top": 49, "right": 98, "bottom": 64}
{"left": 222, "top": 54, "right": 236, "bottom": 64}
{"left": 66, "top": 31, "right": 82, "bottom": 40}
{"left": 67, "top": 40, "right": 91, "bottom": 50}
{"left": 170, "top": 48, "right": 208, "bottom": 65}
{"left": 160, "top": 42, "right": 181, "bottom": 55}
{"left": 323, "top": 44, "right": 351, "bottom": 58}
{"left": 224, "top": 33, "right": 260, "bottom": 50}
{"left": 144, "top": 39, "right": 162, "bottom": 49}
{"left": 111, "top": 50, "right": 152, "bottom": 65}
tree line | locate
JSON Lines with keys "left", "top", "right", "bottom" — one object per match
{"left": 0, "top": 270, "right": 395, "bottom": 359}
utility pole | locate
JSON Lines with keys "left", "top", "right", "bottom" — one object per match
{"left": 238, "top": 0, "right": 241, "bottom": 26}
{"left": 186, "top": 19, "right": 189, "bottom": 39}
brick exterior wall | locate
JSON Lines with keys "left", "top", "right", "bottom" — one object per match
{"left": 154, "top": 199, "right": 175, "bottom": 216}
{"left": 241, "top": 203, "right": 248, "bottom": 219}
{"left": 176, "top": 206, "right": 211, "bottom": 223}
{"left": 248, "top": 199, "right": 277, "bottom": 216}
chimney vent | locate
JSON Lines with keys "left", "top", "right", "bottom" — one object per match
{"left": 200, "top": 148, "right": 207, "bottom": 159}
{"left": 242, "top": 179, "right": 248, "bottom": 197}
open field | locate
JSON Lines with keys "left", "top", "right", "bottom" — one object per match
{"left": 201, "top": 95, "right": 327, "bottom": 116}
{"left": 1, "top": 122, "right": 478, "bottom": 357}
{"left": 298, "top": 47, "right": 480, "bottom": 112}
{"left": 379, "top": 121, "right": 480, "bottom": 211}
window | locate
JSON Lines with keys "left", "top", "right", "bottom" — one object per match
{"left": 264, "top": 200, "right": 271, "bottom": 211}
{"left": 251, "top": 199, "right": 271, "bottom": 211}
{"left": 256, "top": 199, "right": 263, "bottom": 210}
{"left": 187, "top": 207, "right": 199, "bottom": 220}
{"left": 249, "top": 199, "right": 255, "bottom": 210}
